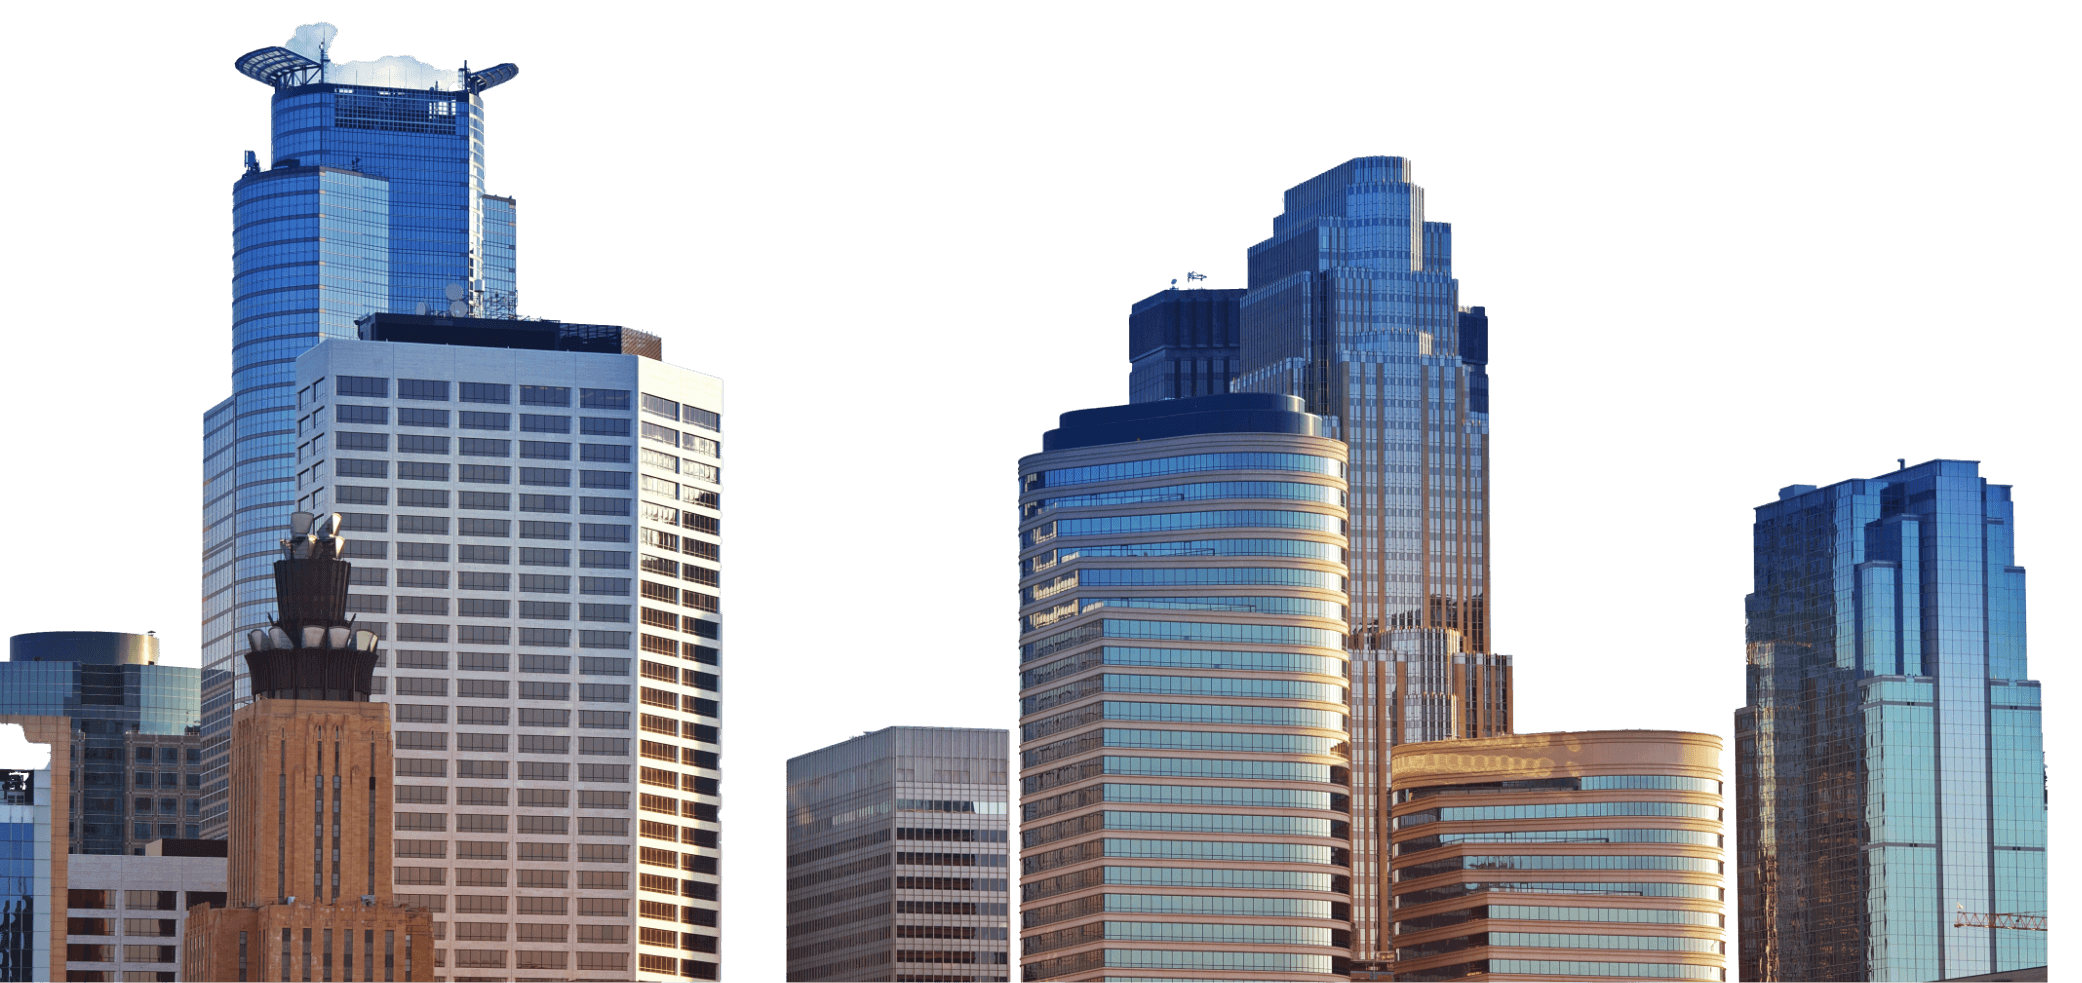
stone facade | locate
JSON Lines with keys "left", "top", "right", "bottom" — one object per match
{"left": 185, "top": 699, "right": 432, "bottom": 981}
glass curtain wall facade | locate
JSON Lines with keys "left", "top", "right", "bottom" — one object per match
{"left": 1129, "top": 289, "right": 1246, "bottom": 405}
{"left": 786, "top": 727, "right": 1012, "bottom": 982}
{"left": 204, "top": 33, "right": 520, "bottom": 837}
{"left": 1228, "top": 157, "right": 1511, "bottom": 964}
{"left": 1017, "top": 394, "right": 1354, "bottom": 982}
{"left": 294, "top": 334, "right": 725, "bottom": 981}
{"left": 1737, "top": 459, "right": 2046, "bottom": 981}
{"left": 0, "top": 769, "right": 52, "bottom": 982}
{"left": 0, "top": 634, "right": 201, "bottom": 855}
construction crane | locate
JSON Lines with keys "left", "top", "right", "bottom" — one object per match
{"left": 1955, "top": 905, "right": 2047, "bottom": 931}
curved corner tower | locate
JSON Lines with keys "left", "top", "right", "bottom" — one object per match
{"left": 200, "top": 25, "right": 521, "bottom": 837}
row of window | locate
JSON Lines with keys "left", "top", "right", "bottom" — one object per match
{"left": 383, "top": 652, "right": 629, "bottom": 674}
{"left": 1394, "top": 802, "right": 1725, "bottom": 828}
{"left": 332, "top": 404, "right": 632, "bottom": 435}
{"left": 1021, "top": 892, "right": 1337, "bottom": 930}
{"left": 395, "top": 839, "right": 631, "bottom": 862}
{"left": 1021, "top": 782, "right": 1338, "bottom": 823}
{"left": 351, "top": 570, "right": 628, "bottom": 594}
{"left": 1394, "top": 828, "right": 1723, "bottom": 855}
{"left": 1020, "top": 645, "right": 1344, "bottom": 690}
{"left": 1020, "top": 948, "right": 1332, "bottom": 976}
{"left": 1021, "top": 538, "right": 1343, "bottom": 576}
{"left": 395, "top": 733, "right": 631, "bottom": 754}
{"left": 331, "top": 433, "right": 639, "bottom": 469}
{"left": 325, "top": 378, "right": 629, "bottom": 409}
{"left": 1031, "top": 509, "right": 1344, "bottom": 546}
{"left": 1022, "top": 700, "right": 1346, "bottom": 743}
{"left": 394, "top": 787, "right": 627, "bottom": 809}
{"left": 1020, "top": 673, "right": 1346, "bottom": 715}
{"left": 1020, "top": 617, "right": 1345, "bottom": 663}
{"left": 392, "top": 760, "right": 635, "bottom": 782}
{"left": 395, "top": 812, "right": 630, "bottom": 834}
{"left": 1025, "top": 453, "right": 1344, "bottom": 491}
{"left": 1393, "top": 880, "right": 1725, "bottom": 907}
{"left": 384, "top": 679, "right": 631, "bottom": 702}
{"left": 338, "top": 542, "right": 631, "bottom": 569}
{"left": 1026, "top": 479, "right": 1346, "bottom": 516}
{"left": 341, "top": 516, "right": 630, "bottom": 544}
{"left": 1396, "top": 854, "right": 1724, "bottom": 881}
{"left": 1022, "top": 727, "right": 1344, "bottom": 767}
{"left": 317, "top": 466, "right": 633, "bottom": 492}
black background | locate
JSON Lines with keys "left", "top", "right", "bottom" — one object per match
{"left": 8, "top": 13, "right": 2057, "bottom": 966}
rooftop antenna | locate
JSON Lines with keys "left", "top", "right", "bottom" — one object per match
{"left": 1169, "top": 278, "right": 1178, "bottom": 290}
{"left": 1186, "top": 271, "right": 1207, "bottom": 283}
{"left": 1897, "top": 458, "right": 1906, "bottom": 471}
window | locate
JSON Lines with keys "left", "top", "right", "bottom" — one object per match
{"left": 521, "top": 708, "right": 570, "bottom": 727}
{"left": 460, "top": 382, "right": 511, "bottom": 404}
{"left": 582, "top": 496, "right": 631, "bottom": 516}
{"left": 522, "top": 654, "right": 571, "bottom": 673}
{"left": 520, "top": 629, "right": 571, "bottom": 648}
{"left": 397, "top": 488, "right": 448, "bottom": 508}
{"left": 398, "top": 515, "right": 449, "bottom": 535}
{"left": 521, "top": 467, "right": 571, "bottom": 486}
{"left": 641, "top": 394, "right": 678, "bottom": 419}
{"left": 521, "top": 385, "right": 570, "bottom": 407}
{"left": 460, "top": 411, "right": 510, "bottom": 431}
{"left": 458, "top": 519, "right": 509, "bottom": 538}
{"left": 580, "top": 657, "right": 631, "bottom": 676}
{"left": 458, "top": 625, "right": 510, "bottom": 645}
{"left": 521, "top": 574, "right": 570, "bottom": 593}
{"left": 336, "top": 459, "right": 388, "bottom": 479}
{"left": 459, "top": 545, "right": 510, "bottom": 564}
{"left": 520, "top": 760, "right": 570, "bottom": 782}
{"left": 398, "top": 379, "right": 449, "bottom": 401}
{"left": 458, "top": 571, "right": 509, "bottom": 590}
{"left": 581, "top": 577, "right": 631, "bottom": 595}
{"left": 520, "top": 682, "right": 571, "bottom": 701}
{"left": 521, "top": 601, "right": 572, "bottom": 620}
{"left": 460, "top": 438, "right": 510, "bottom": 457}
{"left": 581, "top": 604, "right": 631, "bottom": 623}
{"left": 521, "top": 521, "right": 571, "bottom": 540}
{"left": 581, "top": 550, "right": 631, "bottom": 569}
{"left": 580, "top": 389, "right": 631, "bottom": 410}
{"left": 336, "top": 404, "right": 387, "bottom": 425}
{"left": 581, "top": 684, "right": 631, "bottom": 703}
{"left": 459, "top": 465, "right": 510, "bottom": 483}
{"left": 683, "top": 406, "right": 721, "bottom": 431}
{"left": 350, "top": 567, "right": 388, "bottom": 587}
{"left": 521, "top": 548, "right": 571, "bottom": 566}
{"left": 520, "top": 414, "right": 570, "bottom": 433}
{"left": 460, "top": 491, "right": 510, "bottom": 510}
{"left": 520, "top": 735, "right": 569, "bottom": 754}
{"left": 340, "top": 513, "right": 388, "bottom": 533}
{"left": 642, "top": 421, "right": 680, "bottom": 446}
{"left": 521, "top": 495, "right": 570, "bottom": 513}
{"left": 398, "top": 407, "right": 448, "bottom": 428}
{"left": 458, "top": 680, "right": 510, "bottom": 700}
{"left": 579, "top": 765, "right": 630, "bottom": 784}
{"left": 581, "top": 524, "right": 630, "bottom": 542}
{"left": 397, "top": 569, "right": 447, "bottom": 588}
{"left": 520, "top": 441, "right": 569, "bottom": 460}
{"left": 397, "top": 434, "right": 447, "bottom": 455}
{"left": 582, "top": 711, "right": 630, "bottom": 731}
{"left": 458, "top": 598, "right": 509, "bottom": 618}
{"left": 458, "top": 706, "right": 509, "bottom": 726}
{"left": 399, "top": 462, "right": 449, "bottom": 482}
{"left": 581, "top": 444, "right": 632, "bottom": 463}
{"left": 337, "top": 376, "right": 387, "bottom": 398}
{"left": 337, "top": 432, "right": 388, "bottom": 452}
{"left": 398, "top": 542, "right": 450, "bottom": 562}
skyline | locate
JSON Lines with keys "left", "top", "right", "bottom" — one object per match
{"left": 1, "top": 7, "right": 2075, "bottom": 977}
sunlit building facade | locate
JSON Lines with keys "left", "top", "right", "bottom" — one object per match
{"left": 1017, "top": 394, "right": 1353, "bottom": 981}
{"left": 1228, "top": 157, "right": 1512, "bottom": 963}
{"left": 1737, "top": 459, "right": 2046, "bottom": 981}
{"left": 1383, "top": 731, "right": 1728, "bottom": 983}
{"left": 786, "top": 727, "right": 1011, "bottom": 982}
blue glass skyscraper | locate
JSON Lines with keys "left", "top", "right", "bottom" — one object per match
{"left": 1737, "top": 459, "right": 2046, "bottom": 981}
{"left": 199, "top": 25, "right": 519, "bottom": 834}
{"left": 1230, "top": 157, "right": 1510, "bottom": 963}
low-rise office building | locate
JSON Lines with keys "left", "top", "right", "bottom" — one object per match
{"left": 63, "top": 842, "right": 227, "bottom": 982}
{"left": 1384, "top": 730, "right": 1727, "bottom": 982}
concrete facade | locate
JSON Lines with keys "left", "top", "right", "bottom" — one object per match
{"left": 1381, "top": 730, "right": 1728, "bottom": 982}
{"left": 292, "top": 338, "right": 725, "bottom": 980}
{"left": 64, "top": 851, "right": 227, "bottom": 981}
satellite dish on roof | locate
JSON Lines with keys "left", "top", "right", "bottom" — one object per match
{"left": 415, "top": 301, "right": 428, "bottom": 316}
{"left": 444, "top": 282, "right": 467, "bottom": 302}
{"left": 448, "top": 300, "right": 468, "bottom": 316}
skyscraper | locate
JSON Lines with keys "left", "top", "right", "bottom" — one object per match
{"left": 1017, "top": 394, "right": 1353, "bottom": 982}
{"left": 0, "top": 632, "right": 203, "bottom": 854}
{"left": 294, "top": 313, "right": 725, "bottom": 980}
{"left": 1229, "top": 157, "right": 1512, "bottom": 962}
{"left": 786, "top": 727, "right": 1011, "bottom": 982}
{"left": 203, "top": 24, "right": 521, "bottom": 835}
{"left": 1737, "top": 459, "right": 2046, "bottom": 981}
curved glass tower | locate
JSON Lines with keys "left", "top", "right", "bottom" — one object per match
{"left": 200, "top": 28, "right": 520, "bottom": 835}
{"left": 1017, "top": 394, "right": 1353, "bottom": 982}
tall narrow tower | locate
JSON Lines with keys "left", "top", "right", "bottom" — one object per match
{"left": 1230, "top": 157, "right": 1512, "bottom": 962}
{"left": 184, "top": 511, "right": 434, "bottom": 981}
{"left": 203, "top": 24, "right": 521, "bottom": 837}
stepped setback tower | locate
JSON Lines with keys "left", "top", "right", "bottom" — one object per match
{"left": 184, "top": 511, "right": 434, "bottom": 981}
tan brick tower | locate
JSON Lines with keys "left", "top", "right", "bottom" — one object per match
{"left": 186, "top": 512, "right": 434, "bottom": 981}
